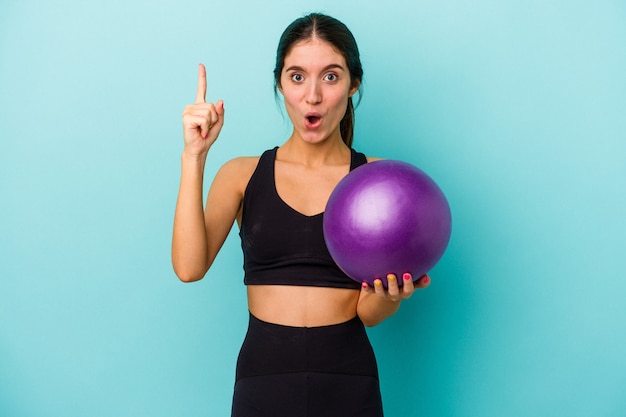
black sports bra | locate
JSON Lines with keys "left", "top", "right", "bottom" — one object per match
{"left": 239, "top": 147, "right": 368, "bottom": 289}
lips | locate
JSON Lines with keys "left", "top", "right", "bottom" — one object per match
{"left": 304, "top": 112, "right": 323, "bottom": 129}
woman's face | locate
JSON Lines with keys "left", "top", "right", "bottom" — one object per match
{"left": 279, "top": 38, "right": 359, "bottom": 144}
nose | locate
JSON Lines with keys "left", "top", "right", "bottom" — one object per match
{"left": 305, "top": 81, "right": 322, "bottom": 104}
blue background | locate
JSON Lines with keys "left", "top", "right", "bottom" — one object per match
{"left": 1, "top": 1, "right": 625, "bottom": 416}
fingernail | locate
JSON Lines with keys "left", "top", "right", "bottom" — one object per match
{"left": 362, "top": 282, "right": 368, "bottom": 289}
{"left": 422, "top": 276, "right": 430, "bottom": 284}
{"left": 374, "top": 279, "right": 382, "bottom": 287}
{"left": 387, "top": 274, "right": 395, "bottom": 281}
{"left": 403, "top": 273, "right": 411, "bottom": 281}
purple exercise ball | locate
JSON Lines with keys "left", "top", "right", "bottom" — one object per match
{"left": 323, "top": 160, "right": 452, "bottom": 288}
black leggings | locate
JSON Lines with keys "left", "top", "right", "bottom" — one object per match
{"left": 231, "top": 313, "right": 384, "bottom": 417}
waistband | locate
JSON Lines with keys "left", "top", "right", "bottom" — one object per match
{"left": 248, "top": 311, "right": 362, "bottom": 331}
{"left": 236, "top": 312, "right": 378, "bottom": 380}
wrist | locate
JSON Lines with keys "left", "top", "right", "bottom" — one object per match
{"left": 181, "top": 148, "right": 209, "bottom": 164}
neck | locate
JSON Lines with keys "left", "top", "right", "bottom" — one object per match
{"left": 279, "top": 134, "right": 350, "bottom": 168}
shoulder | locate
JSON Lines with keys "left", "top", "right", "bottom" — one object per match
{"left": 219, "top": 155, "right": 260, "bottom": 174}
{"left": 205, "top": 155, "right": 262, "bottom": 214}
{"left": 350, "top": 147, "right": 381, "bottom": 164}
{"left": 215, "top": 155, "right": 260, "bottom": 190}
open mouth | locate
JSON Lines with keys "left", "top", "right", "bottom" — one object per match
{"left": 305, "top": 113, "right": 322, "bottom": 129}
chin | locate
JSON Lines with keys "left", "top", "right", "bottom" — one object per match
{"left": 303, "top": 134, "right": 332, "bottom": 145}
{"left": 296, "top": 129, "right": 325, "bottom": 143}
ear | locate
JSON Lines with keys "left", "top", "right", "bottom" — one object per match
{"left": 349, "top": 79, "right": 361, "bottom": 97}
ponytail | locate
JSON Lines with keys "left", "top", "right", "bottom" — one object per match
{"left": 340, "top": 97, "right": 355, "bottom": 148}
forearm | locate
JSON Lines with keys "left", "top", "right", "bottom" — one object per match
{"left": 172, "top": 152, "right": 210, "bottom": 282}
{"left": 356, "top": 274, "right": 429, "bottom": 326}
{"left": 357, "top": 291, "right": 402, "bottom": 327}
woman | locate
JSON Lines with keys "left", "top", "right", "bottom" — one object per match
{"left": 172, "top": 13, "right": 430, "bottom": 417}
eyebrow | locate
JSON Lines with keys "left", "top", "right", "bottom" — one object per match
{"left": 284, "top": 64, "right": 346, "bottom": 73}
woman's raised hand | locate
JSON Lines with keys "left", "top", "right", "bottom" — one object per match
{"left": 182, "top": 64, "right": 225, "bottom": 156}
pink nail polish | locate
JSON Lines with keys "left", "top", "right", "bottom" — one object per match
{"left": 422, "top": 276, "right": 430, "bottom": 284}
{"left": 362, "top": 282, "right": 368, "bottom": 288}
{"left": 403, "top": 273, "right": 411, "bottom": 281}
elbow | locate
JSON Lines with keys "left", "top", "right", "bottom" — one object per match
{"left": 172, "top": 263, "right": 209, "bottom": 283}
{"left": 171, "top": 252, "right": 212, "bottom": 283}
{"left": 176, "top": 272, "right": 204, "bottom": 283}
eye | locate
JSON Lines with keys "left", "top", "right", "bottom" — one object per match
{"left": 291, "top": 73, "right": 304, "bottom": 82}
{"left": 324, "top": 73, "right": 338, "bottom": 82}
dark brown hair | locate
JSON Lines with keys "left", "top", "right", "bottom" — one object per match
{"left": 274, "top": 13, "right": 363, "bottom": 147}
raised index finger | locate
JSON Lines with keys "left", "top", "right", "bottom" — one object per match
{"left": 195, "top": 63, "right": 207, "bottom": 104}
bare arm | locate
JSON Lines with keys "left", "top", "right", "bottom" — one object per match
{"left": 172, "top": 152, "right": 211, "bottom": 282}
{"left": 356, "top": 273, "right": 431, "bottom": 327}
{"left": 171, "top": 64, "right": 230, "bottom": 282}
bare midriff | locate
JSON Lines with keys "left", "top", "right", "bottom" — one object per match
{"left": 247, "top": 285, "right": 360, "bottom": 327}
